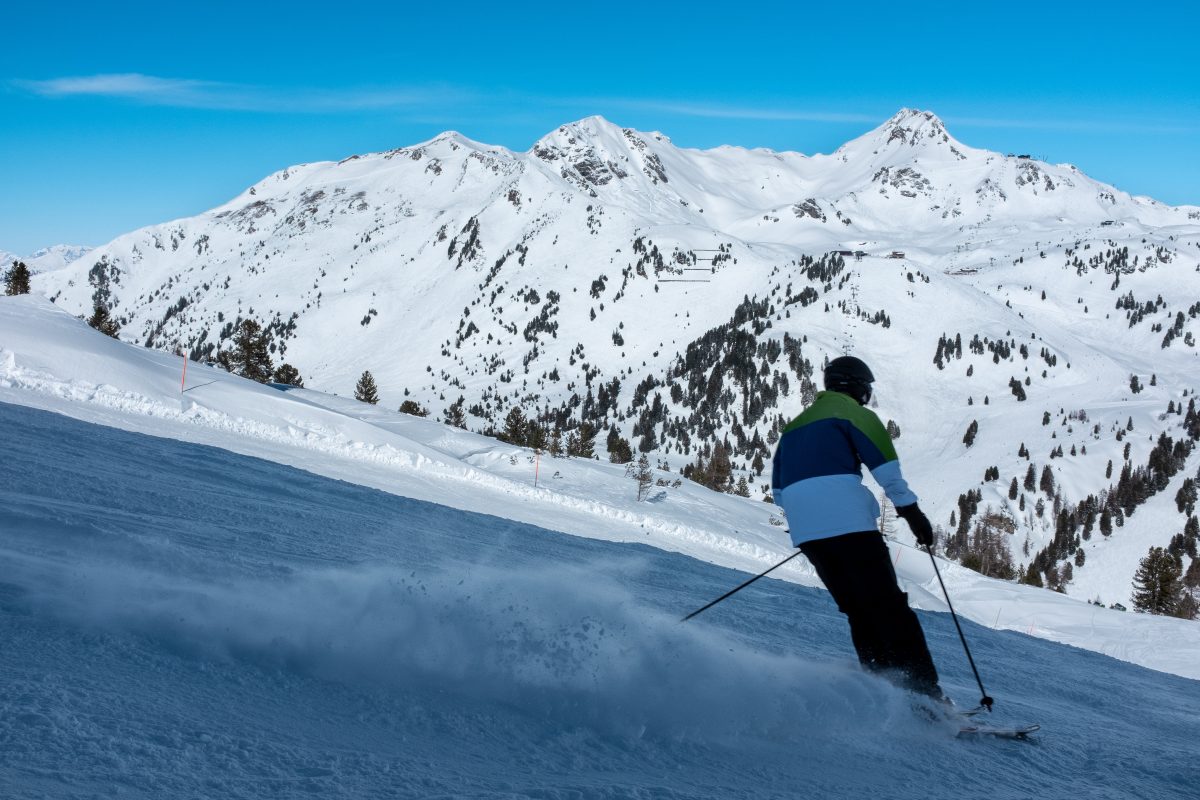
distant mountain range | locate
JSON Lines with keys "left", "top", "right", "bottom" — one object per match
{"left": 2, "top": 244, "right": 92, "bottom": 273}
{"left": 23, "top": 108, "right": 1200, "bottom": 610}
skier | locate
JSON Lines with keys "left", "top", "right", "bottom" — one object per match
{"left": 771, "top": 355, "right": 945, "bottom": 701}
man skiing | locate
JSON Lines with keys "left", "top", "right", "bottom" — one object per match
{"left": 771, "top": 355, "right": 945, "bottom": 701}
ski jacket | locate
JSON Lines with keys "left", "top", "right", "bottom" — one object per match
{"left": 771, "top": 390, "right": 918, "bottom": 545}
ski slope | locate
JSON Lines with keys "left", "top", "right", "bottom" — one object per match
{"left": 4, "top": 381, "right": 1200, "bottom": 797}
{"left": 4, "top": 294, "right": 1199, "bottom": 678}
{"left": 3, "top": 294, "right": 1200, "bottom": 796}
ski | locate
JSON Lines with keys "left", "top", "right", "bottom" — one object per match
{"left": 958, "top": 722, "right": 1040, "bottom": 740}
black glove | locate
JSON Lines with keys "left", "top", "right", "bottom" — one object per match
{"left": 896, "top": 503, "right": 934, "bottom": 548}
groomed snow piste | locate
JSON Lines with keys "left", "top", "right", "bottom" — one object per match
{"left": 3, "top": 295, "right": 1199, "bottom": 679}
{"left": 3, "top": 295, "right": 1199, "bottom": 798}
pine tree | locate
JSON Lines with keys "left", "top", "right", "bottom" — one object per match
{"left": 354, "top": 370, "right": 380, "bottom": 404}
{"left": 1176, "top": 478, "right": 1197, "bottom": 515}
{"left": 634, "top": 453, "right": 653, "bottom": 501}
{"left": 398, "top": 399, "right": 428, "bottom": 417}
{"left": 1131, "top": 546, "right": 1185, "bottom": 616}
{"left": 547, "top": 427, "right": 564, "bottom": 457}
{"left": 1184, "top": 558, "right": 1200, "bottom": 591}
{"left": 1178, "top": 592, "right": 1200, "bottom": 621}
{"left": 225, "top": 319, "right": 273, "bottom": 383}
{"left": 525, "top": 423, "right": 547, "bottom": 452}
{"left": 502, "top": 407, "right": 526, "bottom": 444}
{"left": 272, "top": 363, "right": 304, "bottom": 386}
{"left": 1008, "top": 477, "right": 1019, "bottom": 500}
{"left": 963, "top": 419, "right": 979, "bottom": 447}
{"left": 734, "top": 475, "right": 751, "bottom": 497}
{"left": 609, "top": 435, "right": 633, "bottom": 464}
{"left": 950, "top": 512, "right": 1016, "bottom": 580}
{"left": 4, "top": 261, "right": 31, "bottom": 295}
{"left": 87, "top": 303, "right": 121, "bottom": 338}
{"left": 606, "top": 426, "right": 632, "bottom": 464}
{"left": 575, "top": 422, "right": 597, "bottom": 458}
{"left": 709, "top": 443, "right": 733, "bottom": 491}
{"left": 1024, "top": 463, "right": 1037, "bottom": 492}
{"left": 1039, "top": 465, "right": 1056, "bottom": 495}
{"left": 444, "top": 397, "right": 468, "bottom": 429}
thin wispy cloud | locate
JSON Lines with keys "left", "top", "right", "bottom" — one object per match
{"left": 17, "top": 75, "right": 881, "bottom": 124}
{"left": 21, "top": 73, "right": 214, "bottom": 99}
{"left": 597, "top": 97, "right": 1194, "bottom": 135}
{"left": 562, "top": 96, "right": 1194, "bottom": 135}
{"left": 14, "top": 74, "right": 1196, "bottom": 137}
{"left": 17, "top": 74, "right": 253, "bottom": 110}
{"left": 13, "top": 73, "right": 466, "bottom": 113}
{"left": 588, "top": 97, "right": 881, "bottom": 124}
{"left": 946, "top": 114, "right": 1193, "bottom": 135}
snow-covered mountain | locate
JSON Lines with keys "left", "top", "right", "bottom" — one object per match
{"left": 33, "top": 109, "right": 1200, "bottom": 610}
{"left": 2, "top": 244, "right": 93, "bottom": 273}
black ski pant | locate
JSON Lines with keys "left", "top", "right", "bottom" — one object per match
{"left": 800, "top": 530, "right": 942, "bottom": 698}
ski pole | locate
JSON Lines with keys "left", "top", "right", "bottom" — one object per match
{"left": 924, "top": 544, "right": 995, "bottom": 711}
{"left": 681, "top": 549, "right": 804, "bottom": 623}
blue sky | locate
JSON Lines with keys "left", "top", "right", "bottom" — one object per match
{"left": 2, "top": 0, "right": 1197, "bottom": 254}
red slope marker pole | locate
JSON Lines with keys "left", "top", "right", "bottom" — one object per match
{"left": 181, "top": 353, "right": 188, "bottom": 393}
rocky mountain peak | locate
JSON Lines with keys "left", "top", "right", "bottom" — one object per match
{"left": 530, "top": 116, "right": 670, "bottom": 190}
{"left": 838, "top": 107, "right": 972, "bottom": 164}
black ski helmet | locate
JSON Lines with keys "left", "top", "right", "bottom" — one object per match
{"left": 824, "top": 355, "right": 874, "bottom": 404}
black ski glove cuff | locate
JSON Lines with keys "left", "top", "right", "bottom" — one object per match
{"left": 896, "top": 503, "right": 934, "bottom": 548}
